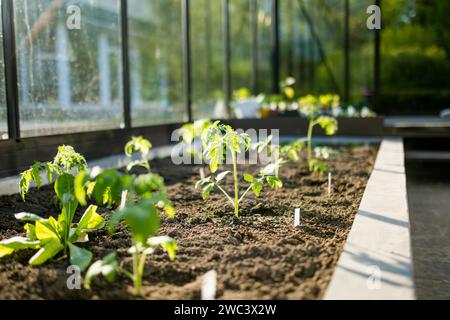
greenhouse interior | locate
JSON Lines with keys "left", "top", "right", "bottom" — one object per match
{"left": 0, "top": 0, "right": 449, "bottom": 307}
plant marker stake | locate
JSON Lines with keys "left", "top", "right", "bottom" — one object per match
{"left": 201, "top": 270, "right": 217, "bottom": 300}
{"left": 119, "top": 190, "right": 128, "bottom": 210}
{"left": 199, "top": 167, "right": 205, "bottom": 180}
{"left": 328, "top": 172, "right": 332, "bottom": 195}
{"left": 294, "top": 208, "right": 301, "bottom": 227}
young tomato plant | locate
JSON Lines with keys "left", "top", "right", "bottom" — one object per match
{"left": 254, "top": 135, "right": 305, "bottom": 179}
{"left": 0, "top": 197, "right": 104, "bottom": 271}
{"left": 198, "top": 121, "right": 282, "bottom": 218}
{"left": 85, "top": 199, "right": 177, "bottom": 297}
{"left": 75, "top": 168, "right": 175, "bottom": 218}
{"left": 19, "top": 145, "right": 87, "bottom": 201}
{"left": 178, "top": 119, "right": 211, "bottom": 179}
{"left": 300, "top": 95, "right": 338, "bottom": 172}
{"left": 125, "top": 136, "right": 152, "bottom": 173}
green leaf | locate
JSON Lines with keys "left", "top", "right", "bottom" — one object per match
{"left": 107, "top": 210, "right": 125, "bottom": 234}
{"left": 84, "top": 253, "right": 118, "bottom": 290}
{"left": 288, "top": 149, "right": 299, "bottom": 162}
{"left": 202, "top": 183, "right": 214, "bottom": 200}
{"left": 29, "top": 239, "right": 63, "bottom": 266}
{"left": 267, "top": 176, "right": 283, "bottom": 189}
{"left": 164, "top": 204, "right": 176, "bottom": 219}
{"left": 77, "top": 205, "right": 104, "bottom": 232}
{"left": 69, "top": 243, "right": 93, "bottom": 272}
{"left": 123, "top": 201, "right": 161, "bottom": 245}
{"left": 195, "top": 176, "right": 211, "bottom": 189}
{"left": 19, "top": 170, "right": 33, "bottom": 201}
{"left": 125, "top": 136, "right": 152, "bottom": 157}
{"left": 31, "top": 163, "right": 42, "bottom": 189}
{"left": 24, "top": 223, "right": 37, "bottom": 240}
{"left": 35, "top": 218, "right": 60, "bottom": 243}
{"left": 0, "top": 237, "right": 40, "bottom": 258}
{"left": 216, "top": 171, "right": 231, "bottom": 182}
{"left": 53, "top": 145, "right": 87, "bottom": 173}
{"left": 317, "top": 116, "right": 338, "bottom": 136}
{"left": 74, "top": 172, "right": 90, "bottom": 206}
{"left": 209, "top": 157, "right": 219, "bottom": 173}
{"left": 148, "top": 236, "right": 177, "bottom": 261}
{"left": 44, "top": 162, "right": 55, "bottom": 183}
{"left": 55, "top": 174, "right": 75, "bottom": 201}
{"left": 251, "top": 181, "right": 263, "bottom": 197}
{"left": 14, "top": 212, "right": 45, "bottom": 222}
{"left": 58, "top": 194, "right": 78, "bottom": 236}
{"left": 243, "top": 174, "right": 254, "bottom": 183}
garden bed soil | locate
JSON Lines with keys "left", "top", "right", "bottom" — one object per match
{"left": 0, "top": 145, "right": 377, "bottom": 300}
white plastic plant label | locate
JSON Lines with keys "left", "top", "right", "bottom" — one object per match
{"left": 328, "top": 172, "right": 332, "bottom": 195}
{"left": 201, "top": 270, "right": 217, "bottom": 300}
{"left": 294, "top": 208, "right": 301, "bottom": 227}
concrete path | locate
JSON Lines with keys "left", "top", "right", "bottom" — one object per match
{"left": 406, "top": 165, "right": 450, "bottom": 299}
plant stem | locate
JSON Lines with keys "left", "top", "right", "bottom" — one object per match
{"left": 216, "top": 185, "right": 235, "bottom": 206}
{"left": 231, "top": 150, "right": 239, "bottom": 218}
{"left": 307, "top": 119, "right": 314, "bottom": 170}
{"left": 238, "top": 185, "right": 253, "bottom": 204}
{"left": 132, "top": 244, "right": 142, "bottom": 297}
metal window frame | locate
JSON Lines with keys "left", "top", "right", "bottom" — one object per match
{"left": 182, "top": 0, "right": 193, "bottom": 122}
{"left": 271, "top": 0, "right": 280, "bottom": 94}
{"left": 344, "top": 0, "right": 350, "bottom": 104}
{"left": 374, "top": 0, "right": 381, "bottom": 111}
{"left": 2, "top": 0, "right": 20, "bottom": 140}
{"left": 120, "top": 0, "right": 131, "bottom": 129}
{"left": 223, "top": 0, "right": 231, "bottom": 117}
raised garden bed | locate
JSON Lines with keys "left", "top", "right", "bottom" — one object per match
{"left": 0, "top": 144, "right": 377, "bottom": 299}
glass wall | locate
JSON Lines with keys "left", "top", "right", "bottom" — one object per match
{"left": 190, "top": 0, "right": 225, "bottom": 119}
{"left": 0, "top": 0, "right": 7, "bottom": 139}
{"left": 230, "top": 0, "right": 252, "bottom": 93}
{"left": 128, "top": 0, "right": 184, "bottom": 127}
{"left": 349, "top": 0, "right": 374, "bottom": 105}
{"left": 380, "top": 0, "right": 450, "bottom": 115}
{"left": 255, "top": 0, "right": 272, "bottom": 94}
{"left": 14, "top": 0, "right": 123, "bottom": 138}
{"left": 280, "top": 0, "right": 344, "bottom": 96}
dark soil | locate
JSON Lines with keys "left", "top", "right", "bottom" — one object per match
{"left": 0, "top": 145, "right": 377, "bottom": 300}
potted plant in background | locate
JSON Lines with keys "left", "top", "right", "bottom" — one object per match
{"left": 232, "top": 88, "right": 260, "bottom": 119}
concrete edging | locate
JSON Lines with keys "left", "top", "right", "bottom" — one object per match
{"left": 325, "top": 137, "right": 415, "bottom": 300}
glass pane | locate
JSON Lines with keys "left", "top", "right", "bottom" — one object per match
{"left": 280, "top": 0, "right": 301, "bottom": 90}
{"left": 190, "top": 0, "right": 225, "bottom": 119}
{"left": 281, "top": 0, "right": 343, "bottom": 96}
{"left": 0, "top": 0, "right": 7, "bottom": 139}
{"left": 128, "top": 0, "right": 184, "bottom": 126}
{"left": 350, "top": 0, "right": 374, "bottom": 106}
{"left": 14, "top": 0, "right": 123, "bottom": 138}
{"left": 381, "top": 0, "right": 450, "bottom": 115}
{"left": 256, "top": 0, "right": 272, "bottom": 94}
{"left": 230, "top": 0, "right": 252, "bottom": 93}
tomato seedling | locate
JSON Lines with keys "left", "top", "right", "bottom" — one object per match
{"left": 299, "top": 95, "right": 338, "bottom": 173}
{"left": 85, "top": 199, "right": 177, "bottom": 296}
{"left": 198, "top": 121, "right": 282, "bottom": 218}
{"left": 125, "top": 136, "right": 152, "bottom": 173}
{"left": 19, "top": 145, "right": 87, "bottom": 201}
